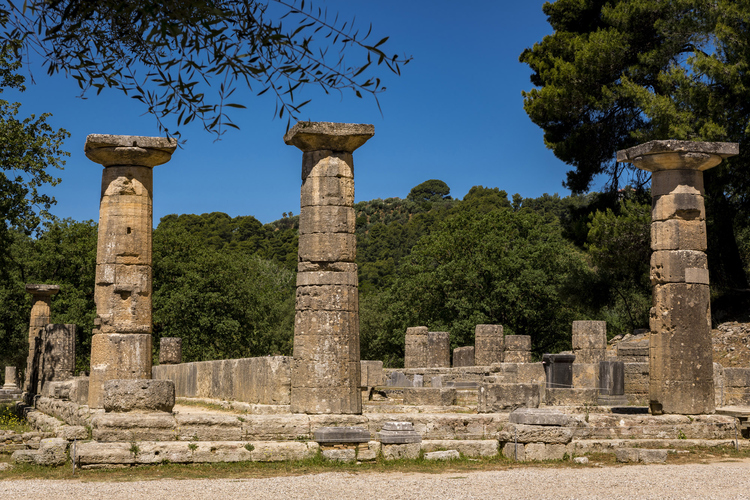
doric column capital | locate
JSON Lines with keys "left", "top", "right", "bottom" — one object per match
{"left": 616, "top": 140, "right": 738, "bottom": 172}
{"left": 284, "top": 121, "right": 374, "bottom": 153}
{"left": 25, "top": 284, "right": 60, "bottom": 298}
{"left": 85, "top": 134, "right": 177, "bottom": 167}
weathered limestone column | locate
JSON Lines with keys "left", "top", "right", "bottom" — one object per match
{"left": 85, "top": 134, "right": 177, "bottom": 408}
{"left": 617, "top": 140, "right": 738, "bottom": 415}
{"left": 285, "top": 121, "right": 374, "bottom": 414}
{"left": 405, "top": 326, "right": 429, "bottom": 368}
{"left": 23, "top": 284, "right": 59, "bottom": 394}
{"left": 504, "top": 335, "right": 532, "bottom": 363}
{"left": 572, "top": 321, "right": 607, "bottom": 364}
{"left": 427, "top": 331, "right": 451, "bottom": 368}
{"left": 4, "top": 367, "right": 17, "bottom": 390}
{"left": 475, "top": 324, "right": 504, "bottom": 365}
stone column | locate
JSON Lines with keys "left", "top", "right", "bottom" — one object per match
{"left": 85, "top": 134, "right": 177, "bottom": 408}
{"left": 159, "top": 338, "right": 183, "bottom": 365}
{"left": 23, "top": 284, "right": 59, "bottom": 394}
{"left": 405, "top": 326, "right": 429, "bottom": 368}
{"left": 504, "top": 335, "right": 532, "bottom": 363}
{"left": 284, "top": 121, "right": 374, "bottom": 414}
{"left": 572, "top": 321, "right": 606, "bottom": 364}
{"left": 475, "top": 324, "right": 504, "bottom": 365}
{"left": 427, "top": 332, "right": 451, "bottom": 368}
{"left": 617, "top": 140, "right": 738, "bottom": 415}
{"left": 4, "top": 367, "right": 17, "bottom": 390}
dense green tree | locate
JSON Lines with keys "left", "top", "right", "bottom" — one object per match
{"left": 520, "top": 0, "right": 750, "bottom": 288}
{"left": 406, "top": 179, "right": 452, "bottom": 203}
{"left": 152, "top": 224, "right": 295, "bottom": 362}
{"left": 586, "top": 198, "right": 652, "bottom": 335}
{"left": 3, "top": 0, "right": 410, "bottom": 136}
{"left": 361, "top": 208, "right": 593, "bottom": 364}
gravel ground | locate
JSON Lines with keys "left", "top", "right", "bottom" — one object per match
{"left": 2, "top": 462, "right": 750, "bottom": 500}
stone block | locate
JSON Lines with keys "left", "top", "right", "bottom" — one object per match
{"left": 297, "top": 233, "right": 356, "bottom": 262}
{"left": 475, "top": 324, "right": 504, "bottom": 365}
{"left": 360, "top": 360, "right": 384, "bottom": 387}
{"left": 88, "top": 333, "right": 152, "bottom": 408}
{"left": 572, "top": 363, "right": 599, "bottom": 389}
{"left": 102, "top": 379, "right": 175, "bottom": 412}
{"left": 322, "top": 448, "right": 356, "bottom": 462}
{"left": 241, "top": 415, "right": 311, "bottom": 441}
{"left": 296, "top": 270, "right": 358, "bottom": 287}
{"left": 504, "top": 351, "right": 532, "bottom": 363}
{"left": 402, "top": 387, "right": 456, "bottom": 406}
{"left": 504, "top": 424, "right": 574, "bottom": 444}
{"left": 722, "top": 368, "right": 750, "bottom": 387}
{"left": 387, "top": 371, "right": 410, "bottom": 387}
{"left": 478, "top": 383, "right": 540, "bottom": 412}
{"left": 175, "top": 414, "right": 243, "bottom": 441}
{"left": 357, "top": 441, "right": 380, "bottom": 461}
{"left": 505, "top": 335, "right": 531, "bottom": 351}
{"left": 40, "top": 324, "right": 76, "bottom": 391}
{"left": 573, "top": 349, "right": 605, "bottom": 364}
{"left": 651, "top": 250, "right": 708, "bottom": 285}
{"left": 502, "top": 442, "right": 525, "bottom": 461}
{"left": 57, "top": 425, "right": 88, "bottom": 441}
{"left": 617, "top": 342, "right": 650, "bottom": 361}
{"left": 652, "top": 193, "right": 705, "bottom": 222}
{"left": 524, "top": 442, "right": 568, "bottom": 461}
{"left": 424, "top": 450, "right": 460, "bottom": 460}
{"left": 299, "top": 205, "right": 356, "bottom": 234}
{"left": 650, "top": 169, "right": 704, "bottom": 197}
{"left": 159, "top": 337, "right": 182, "bottom": 365}
{"left": 36, "top": 438, "right": 69, "bottom": 466}
{"left": 313, "top": 426, "right": 370, "bottom": 444}
{"left": 3, "top": 366, "right": 17, "bottom": 389}
{"left": 651, "top": 219, "right": 707, "bottom": 251}
{"left": 421, "top": 440, "right": 498, "bottom": 458}
{"left": 404, "top": 326, "right": 429, "bottom": 368}
{"left": 382, "top": 443, "right": 420, "bottom": 460}
{"left": 453, "top": 346, "right": 475, "bottom": 367}
{"left": 295, "top": 284, "right": 358, "bottom": 312}
{"left": 412, "top": 374, "right": 424, "bottom": 387}
{"left": 599, "top": 361, "right": 625, "bottom": 396}
{"left": 291, "top": 386, "right": 361, "bottom": 414}
{"left": 545, "top": 388, "right": 598, "bottom": 406}
{"left": 572, "top": 321, "right": 607, "bottom": 350}
{"left": 427, "top": 332, "right": 450, "bottom": 368}
{"left": 624, "top": 362, "right": 650, "bottom": 395}
{"left": 91, "top": 412, "right": 177, "bottom": 442}
{"left": 640, "top": 449, "right": 668, "bottom": 464}
{"left": 300, "top": 175, "right": 355, "bottom": 208}
{"left": 509, "top": 408, "right": 569, "bottom": 426}
{"left": 517, "top": 362, "right": 546, "bottom": 385}
{"left": 615, "top": 447, "right": 639, "bottom": 463}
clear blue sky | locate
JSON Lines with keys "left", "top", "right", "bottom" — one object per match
{"left": 8, "top": 1, "right": 594, "bottom": 226}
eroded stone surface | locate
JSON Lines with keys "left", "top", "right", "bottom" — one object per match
{"left": 103, "top": 379, "right": 175, "bottom": 413}
{"left": 475, "top": 324, "right": 504, "bottom": 365}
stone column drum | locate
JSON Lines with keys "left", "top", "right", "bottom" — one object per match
{"left": 85, "top": 134, "right": 177, "bottom": 408}
{"left": 617, "top": 140, "right": 738, "bottom": 415}
{"left": 4, "top": 367, "right": 17, "bottom": 390}
{"left": 475, "top": 324, "right": 504, "bottom": 365}
{"left": 405, "top": 326, "right": 429, "bottom": 369}
{"left": 23, "top": 284, "right": 59, "bottom": 394}
{"left": 285, "top": 121, "right": 374, "bottom": 414}
{"left": 572, "top": 321, "right": 606, "bottom": 364}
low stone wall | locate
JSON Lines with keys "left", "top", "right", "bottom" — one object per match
{"left": 152, "top": 356, "right": 292, "bottom": 405}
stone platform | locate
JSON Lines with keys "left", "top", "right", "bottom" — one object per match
{"left": 7, "top": 396, "right": 746, "bottom": 466}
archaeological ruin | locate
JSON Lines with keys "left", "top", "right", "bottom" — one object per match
{"left": 6, "top": 133, "right": 750, "bottom": 467}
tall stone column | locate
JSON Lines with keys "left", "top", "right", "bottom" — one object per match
{"left": 23, "top": 284, "right": 59, "bottom": 395}
{"left": 617, "top": 140, "right": 738, "bottom": 415}
{"left": 84, "top": 134, "right": 177, "bottom": 408}
{"left": 284, "top": 121, "right": 374, "bottom": 414}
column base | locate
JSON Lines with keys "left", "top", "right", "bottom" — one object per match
{"left": 88, "top": 333, "right": 152, "bottom": 408}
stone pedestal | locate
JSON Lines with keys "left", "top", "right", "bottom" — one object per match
{"left": 617, "top": 140, "right": 738, "bottom": 415}
{"left": 85, "top": 134, "right": 177, "bottom": 408}
{"left": 3, "top": 367, "right": 17, "bottom": 390}
{"left": 23, "top": 284, "right": 60, "bottom": 395}
{"left": 475, "top": 324, "right": 504, "bottom": 365}
{"left": 405, "top": 326, "right": 428, "bottom": 368}
{"left": 572, "top": 321, "right": 606, "bottom": 364}
{"left": 159, "top": 337, "right": 182, "bottom": 365}
{"left": 542, "top": 354, "right": 575, "bottom": 389}
{"left": 285, "top": 121, "right": 374, "bottom": 414}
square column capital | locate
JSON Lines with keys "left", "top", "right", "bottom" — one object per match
{"left": 85, "top": 134, "right": 177, "bottom": 167}
{"left": 617, "top": 140, "right": 738, "bottom": 172}
{"left": 284, "top": 121, "right": 374, "bottom": 153}
{"left": 25, "top": 284, "right": 60, "bottom": 297}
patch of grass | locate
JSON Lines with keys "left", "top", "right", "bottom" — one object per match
{"left": 0, "top": 404, "right": 31, "bottom": 433}
{"left": 244, "top": 443, "right": 254, "bottom": 452}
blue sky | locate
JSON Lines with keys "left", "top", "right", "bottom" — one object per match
{"left": 7, "top": 1, "right": 590, "bottom": 226}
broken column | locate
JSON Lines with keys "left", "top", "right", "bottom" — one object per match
{"left": 405, "top": 326, "right": 429, "bottom": 368}
{"left": 504, "top": 335, "right": 532, "bottom": 363}
{"left": 23, "top": 284, "right": 59, "bottom": 396}
{"left": 475, "top": 324, "right": 504, "bottom": 365}
{"left": 159, "top": 337, "right": 182, "bottom": 365}
{"left": 617, "top": 140, "right": 738, "bottom": 415}
{"left": 453, "top": 346, "right": 475, "bottom": 367}
{"left": 3, "top": 367, "right": 17, "bottom": 390}
{"left": 572, "top": 321, "right": 606, "bottom": 364}
{"left": 285, "top": 121, "right": 374, "bottom": 414}
{"left": 39, "top": 324, "right": 76, "bottom": 393}
{"left": 85, "top": 134, "right": 177, "bottom": 408}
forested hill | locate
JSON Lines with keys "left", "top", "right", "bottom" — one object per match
{"left": 3, "top": 179, "right": 747, "bottom": 371}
